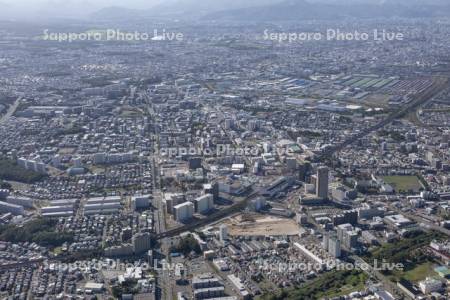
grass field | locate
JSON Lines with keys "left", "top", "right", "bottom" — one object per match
{"left": 389, "top": 261, "right": 437, "bottom": 283}
{"left": 402, "top": 262, "right": 436, "bottom": 282}
{"left": 382, "top": 175, "right": 423, "bottom": 193}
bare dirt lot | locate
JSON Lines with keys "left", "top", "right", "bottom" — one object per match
{"left": 224, "top": 214, "right": 299, "bottom": 237}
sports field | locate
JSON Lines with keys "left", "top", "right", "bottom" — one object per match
{"left": 382, "top": 175, "right": 423, "bottom": 193}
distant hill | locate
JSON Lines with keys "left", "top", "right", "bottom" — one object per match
{"left": 89, "top": 0, "right": 281, "bottom": 20}
{"left": 89, "top": 6, "right": 145, "bottom": 20}
{"left": 89, "top": 0, "right": 450, "bottom": 21}
{"left": 204, "top": 0, "right": 450, "bottom": 21}
{"left": 149, "top": 0, "right": 278, "bottom": 15}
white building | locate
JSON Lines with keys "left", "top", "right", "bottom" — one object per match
{"left": 357, "top": 204, "right": 384, "bottom": 220}
{"left": 17, "top": 157, "right": 47, "bottom": 174}
{"left": 0, "top": 201, "right": 24, "bottom": 215}
{"left": 174, "top": 202, "right": 194, "bottom": 222}
{"left": 419, "top": 277, "right": 442, "bottom": 294}
{"left": 73, "top": 157, "right": 82, "bottom": 168}
{"left": 195, "top": 194, "right": 213, "bottom": 214}
{"left": 67, "top": 167, "right": 85, "bottom": 176}
{"left": 6, "top": 196, "right": 34, "bottom": 208}
{"left": 164, "top": 193, "right": 185, "bottom": 214}
{"left": 41, "top": 205, "right": 74, "bottom": 214}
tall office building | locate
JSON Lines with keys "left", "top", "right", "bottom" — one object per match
{"left": 316, "top": 166, "right": 329, "bottom": 199}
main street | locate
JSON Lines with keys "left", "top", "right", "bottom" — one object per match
{"left": 0, "top": 97, "right": 20, "bottom": 124}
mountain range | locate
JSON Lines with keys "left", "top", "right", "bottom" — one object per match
{"left": 89, "top": 0, "right": 450, "bottom": 21}
{"left": 90, "top": 0, "right": 279, "bottom": 20}
{"left": 204, "top": 0, "right": 450, "bottom": 22}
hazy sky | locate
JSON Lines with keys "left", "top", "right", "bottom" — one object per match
{"left": 1, "top": 0, "right": 161, "bottom": 9}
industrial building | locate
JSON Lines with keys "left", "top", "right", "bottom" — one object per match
{"left": 41, "top": 198, "right": 79, "bottom": 217}
{"left": 41, "top": 205, "right": 74, "bottom": 218}
{"left": 261, "top": 176, "right": 295, "bottom": 198}
{"left": 5, "top": 196, "right": 34, "bottom": 208}
{"left": 0, "top": 201, "right": 24, "bottom": 215}
{"left": 83, "top": 196, "right": 122, "bottom": 215}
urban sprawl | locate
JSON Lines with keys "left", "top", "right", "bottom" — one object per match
{"left": 0, "top": 17, "right": 449, "bottom": 300}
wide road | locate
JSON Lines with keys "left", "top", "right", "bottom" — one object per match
{"left": 0, "top": 98, "right": 20, "bottom": 124}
